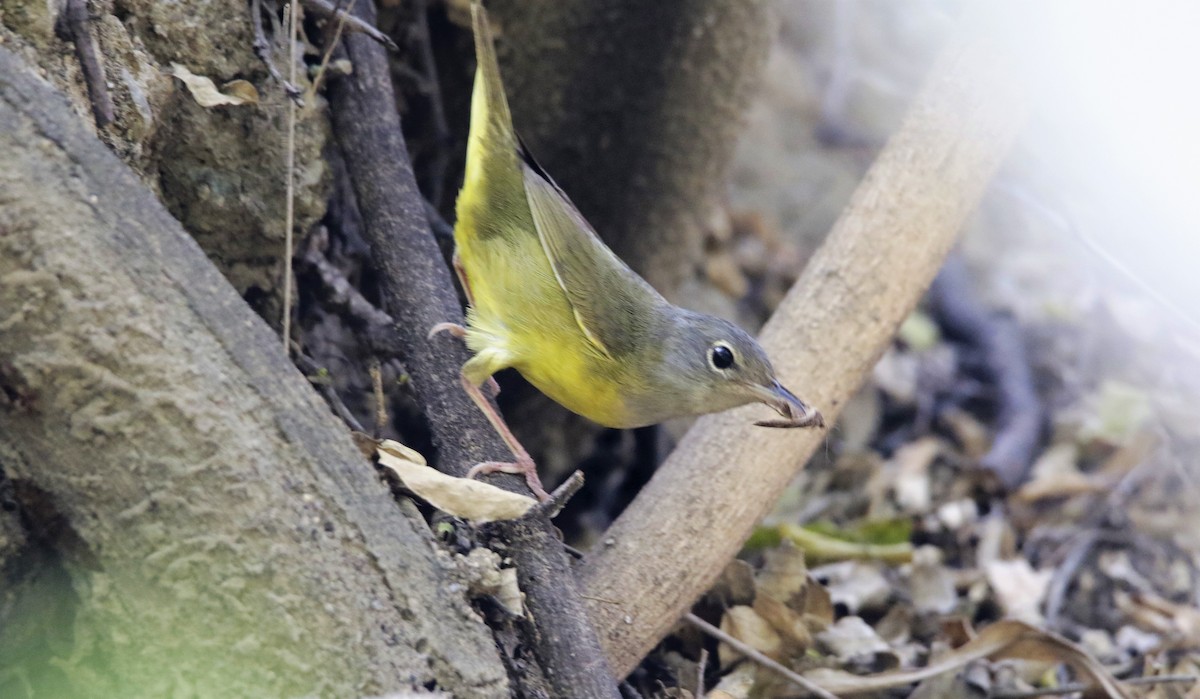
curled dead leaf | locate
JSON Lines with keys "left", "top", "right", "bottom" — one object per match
{"left": 712, "top": 662, "right": 760, "bottom": 699}
{"left": 753, "top": 594, "right": 816, "bottom": 658}
{"left": 378, "top": 438, "right": 427, "bottom": 466}
{"left": 719, "top": 606, "right": 782, "bottom": 668}
{"left": 171, "top": 63, "right": 260, "bottom": 107}
{"left": 376, "top": 440, "right": 536, "bottom": 523}
{"left": 756, "top": 541, "right": 809, "bottom": 605}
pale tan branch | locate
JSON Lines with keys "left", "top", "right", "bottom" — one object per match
{"left": 579, "top": 23, "right": 1032, "bottom": 676}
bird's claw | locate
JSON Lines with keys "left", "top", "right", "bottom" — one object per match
{"left": 467, "top": 457, "right": 550, "bottom": 501}
{"left": 428, "top": 322, "right": 467, "bottom": 340}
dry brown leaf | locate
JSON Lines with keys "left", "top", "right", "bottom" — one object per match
{"left": 799, "top": 619, "right": 1133, "bottom": 698}
{"left": 719, "top": 606, "right": 782, "bottom": 668}
{"left": 220, "top": 79, "right": 260, "bottom": 104}
{"left": 711, "top": 662, "right": 760, "bottom": 699}
{"left": 756, "top": 541, "right": 809, "bottom": 605}
{"left": 1096, "top": 430, "right": 1157, "bottom": 479}
{"left": 708, "top": 559, "right": 757, "bottom": 608}
{"left": 874, "top": 604, "right": 916, "bottom": 645}
{"left": 376, "top": 441, "right": 536, "bottom": 523}
{"left": 1015, "top": 442, "right": 1104, "bottom": 502}
{"left": 753, "top": 593, "right": 815, "bottom": 657}
{"left": 941, "top": 406, "right": 991, "bottom": 460}
{"left": 351, "top": 431, "right": 382, "bottom": 459}
{"left": 1117, "top": 590, "right": 1200, "bottom": 648}
{"left": 170, "top": 63, "right": 259, "bottom": 107}
{"left": 940, "top": 618, "right": 976, "bottom": 648}
{"left": 377, "top": 438, "right": 427, "bottom": 466}
{"left": 802, "top": 575, "right": 835, "bottom": 627}
{"left": 984, "top": 558, "right": 1052, "bottom": 624}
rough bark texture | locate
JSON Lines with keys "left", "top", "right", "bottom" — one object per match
{"left": 326, "top": 5, "right": 620, "bottom": 697}
{"left": 0, "top": 48, "right": 508, "bottom": 698}
{"left": 487, "top": 0, "right": 775, "bottom": 296}
{"left": 579, "top": 31, "right": 1032, "bottom": 676}
{"left": 0, "top": 0, "right": 330, "bottom": 317}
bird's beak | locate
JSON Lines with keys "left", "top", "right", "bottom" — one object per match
{"left": 749, "top": 381, "right": 824, "bottom": 429}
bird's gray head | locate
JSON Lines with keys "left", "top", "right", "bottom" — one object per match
{"left": 653, "top": 310, "right": 823, "bottom": 428}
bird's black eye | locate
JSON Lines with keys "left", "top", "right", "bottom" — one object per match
{"left": 709, "top": 344, "right": 735, "bottom": 370}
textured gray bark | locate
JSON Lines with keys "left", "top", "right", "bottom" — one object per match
{"left": 0, "top": 47, "right": 507, "bottom": 698}
{"left": 327, "top": 3, "right": 620, "bottom": 694}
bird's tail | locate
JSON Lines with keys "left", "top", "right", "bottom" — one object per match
{"left": 457, "top": 1, "right": 523, "bottom": 238}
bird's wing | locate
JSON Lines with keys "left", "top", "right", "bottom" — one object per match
{"left": 523, "top": 160, "right": 663, "bottom": 360}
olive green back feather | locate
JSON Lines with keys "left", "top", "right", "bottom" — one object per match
{"left": 467, "top": 2, "right": 667, "bottom": 361}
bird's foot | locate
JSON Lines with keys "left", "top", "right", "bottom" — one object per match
{"left": 431, "top": 324, "right": 500, "bottom": 398}
{"left": 467, "top": 457, "right": 549, "bottom": 501}
{"left": 429, "top": 321, "right": 468, "bottom": 340}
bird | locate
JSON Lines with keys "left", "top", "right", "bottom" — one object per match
{"left": 431, "top": 1, "right": 823, "bottom": 500}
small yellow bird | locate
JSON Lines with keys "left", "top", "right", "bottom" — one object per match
{"left": 433, "top": 2, "right": 823, "bottom": 499}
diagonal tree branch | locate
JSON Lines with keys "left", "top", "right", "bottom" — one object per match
{"left": 579, "top": 22, "right": 1033, "bottom": 675}
{"left": 323, "top": 3, "right": 619, "bottom": 696}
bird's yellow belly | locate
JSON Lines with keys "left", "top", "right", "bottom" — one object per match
{"left": 515, "top": 336, "right": 632, "bottom": 428}
{"left": 457, "top": 228, "right": 634, "bottom": 428}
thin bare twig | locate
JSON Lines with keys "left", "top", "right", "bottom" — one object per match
{"left": 369, "top": 357, "right": 386, "bottom": 438}
{"left": 292, "top": 347, "right": 366, "bottom": 433}
{"left": 991, "top": 674, "right": 1197, "bottom": 698}
{"left": 305, "top": 0, "right": 398, "bottom": 51}
{"left": 299, "top": 239, "right": 396, "bottom": 329}
{"left": 56, "top": 0, "right": 114, "bottom": 127}
{"left": 684, "top": 613, "right": 839, "bottom": 699}
{"left": 1043, "top": 529, "right": 1099, "bottom": 627}
{"left": 531, "top": 471, "right": 584, "bottom": 520}
{"left": 250, "top": 0, "right": 303, "bottom": 101}
{"left": 308, "top": 0, "right": 357, "bottom": 101}
{"left": 282, "top": 1, "right": 299, "bottom": 353}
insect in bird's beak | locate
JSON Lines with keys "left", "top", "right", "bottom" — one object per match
{"left": 750, "top": 381, "right": 825, "bottom": 429}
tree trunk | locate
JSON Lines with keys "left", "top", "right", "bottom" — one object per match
{"left": 0, "top": 48, "right": 508, "bottom": 698}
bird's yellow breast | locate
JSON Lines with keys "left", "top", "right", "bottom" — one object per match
{"left": 455, "top": 208, "right": 634, "bottom": 428}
